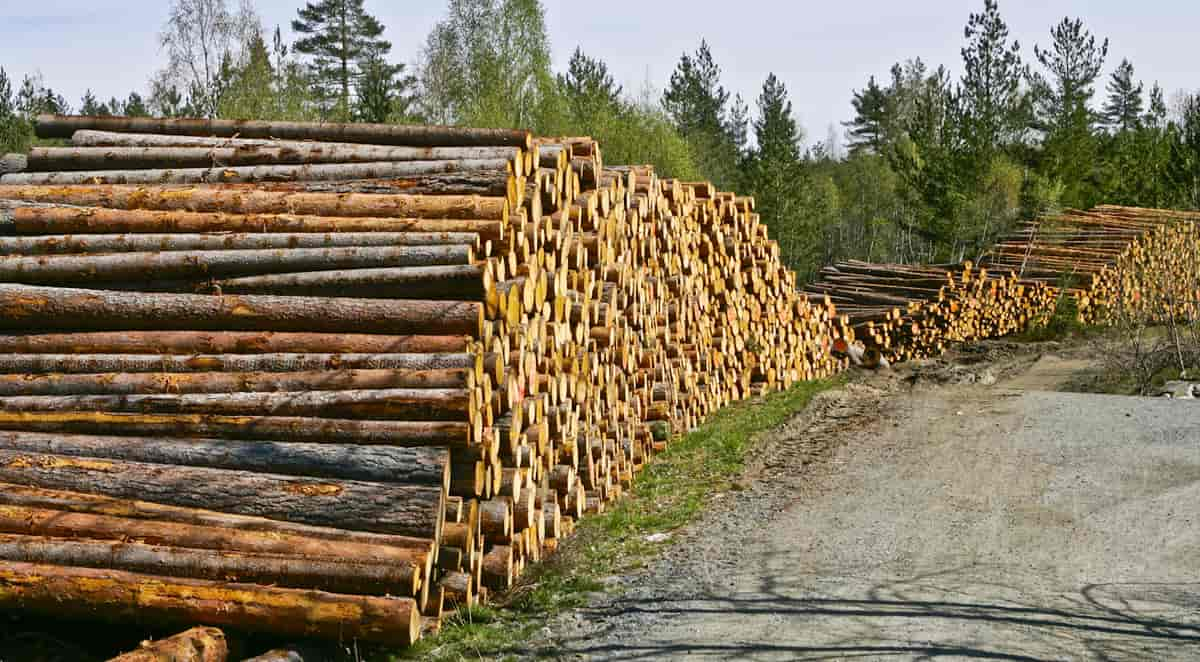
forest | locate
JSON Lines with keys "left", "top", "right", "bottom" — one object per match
{"left": 2, "top": 0, "right": 1198, "bottom": 281}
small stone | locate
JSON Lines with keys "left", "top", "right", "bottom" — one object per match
{"left": 645, "top": 532, "right": 671, "bottom": 543}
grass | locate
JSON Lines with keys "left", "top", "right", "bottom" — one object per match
{"left": 391, "top": 377, "right": 840, "bottom": 662}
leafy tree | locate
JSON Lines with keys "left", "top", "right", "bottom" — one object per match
{"left": 959, "top": 0, "right": 1026, "bottom": 160}
{"left": 292, "top": 0, "right": 396, "bottom": 120}
{"left": 158, "top": 0, "right": 260, "bottom": 117}
{"left": 1103, "top": 59, "right": 1143, "bottom": 132}
{"left": 662, "top": 40, "right": 740, "bottom": 188}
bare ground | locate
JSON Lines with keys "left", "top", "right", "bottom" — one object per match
{"left": 541, "top": 342, "right": 1200, "bottom": 661}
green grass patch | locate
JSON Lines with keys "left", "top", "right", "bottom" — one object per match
{"left": 392, "top": 378, "right": 839, "bottom": 661}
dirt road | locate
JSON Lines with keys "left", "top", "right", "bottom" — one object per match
{"left": 551, "top": 347, "right": 1200, "bottom": 660}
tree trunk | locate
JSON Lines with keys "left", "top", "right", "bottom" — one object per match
{"left": 0, "top": 284, "right": 482, "bottom": 336}
{"left": 0, "top": 185, "right": 509, "bottom": 220}
{"left": 0, "top": 352, "right": 481, "bottom": 375}
{"left": 214, "top": 265, "right": 487, "bottom": 300}
{"left": 0, "top": 432, "right": 449, "bottom": 485}
{"left": 251, "top": 171, "right": 515, "bottom": 197}
{"left": 0, "top": 561, "right": 422, "bottom": 645}
{"left": 29, "top": 144, "right": 523, "bottom": 169}
{"left": 0, "top": 245, "right": 473, "bottom": 285}
{"left": 37, "top": 113, "right": 530, "bottom": 149}
{"left": 1, "top": 204, "right": 506, "bottom": 244}
{"left": 0, "top": 331, "right": 471, "bottom": 354}
{"left": 0, "top": 450, "right": 445, "bottom": 537}
{"left": 240, "top": 646, "right": 326, "bottom": 662}
{"left": 0, "top": 231, "right": 479, "bottom": 256}
{"left": 108, "top": 626, "right": 228, "bottom": 662}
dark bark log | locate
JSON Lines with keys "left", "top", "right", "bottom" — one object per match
{"left": 0, "top": 367, "right": 474, "bottom": 396}
{"left": 0, "top": 185, "right": 509, "bottom": 220}
{"left": 0, "top": 387, "right": 474, "bottom": 421}
{"left": 0, "top": 412, "right": 474, "bottom": 447}
{"left": 0, "top": 331, "right": 471, "bottom": 354}
{"left": 0, "top": 154, "right": 26, "bottom": 174}
{"left": 0, "top": 432, "right": 449, "bottom": 485}
{"left": 0, "top": 159, "right": 511, "bottom": 186}
{"left": 37, "top": 114, "right": 530, "bottom": 149}
{"left": 0, "top": 352, "right": 481, "bottom": 375}
{"left": 108, "top": 626, "right": 228, "bottom": 662}
{"left": 250, "top": 171, "right": 515, "bottom": 198}
{"left": 0, "top": 561, "right": 422, "bottom": 645}
{"left": 0, "top": 245, "right": 473, "bottom": 285}
{"left": 214, "top": 265, "right": 487, "bottom": 300}
{"left": 240, "top": 646, "right": 327, "bottom": 662}
{"left": 0, "top": 231, "right": 479, "bottom": 255}
{"left": 0, "top": 533, "right": 419, "bottom": 597}
{"left": 30, "top": 144, "right": 522, "bottom": 169}
{"left": 0, "top": 284, "right": 483, "bottom": 336}
{"left": 0, "top": 450, "right": 445, "bottom": 537}
{"left": 2, "top": 203, "right": 505, "bottom": 243}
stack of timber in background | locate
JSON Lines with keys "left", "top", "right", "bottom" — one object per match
{"left": 0, "top": 114, "right": 841, "bottom": 655}
{"left": 805, "top": 260, "right": 1055, "bottom": 366}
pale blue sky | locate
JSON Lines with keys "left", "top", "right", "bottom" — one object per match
{"left": 1, "top": 1, "right": 1197, "bottom": 146}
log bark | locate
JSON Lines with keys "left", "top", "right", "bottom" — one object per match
{"left": 0, "top": 352, "right": 481, "bottom": 375}
{"left": 0, "top": 331, "right": 471, "bottom": 354}
{"left": 0, "top": 533, "right": 420, "bottom": 597}
{"left": 214, "top": 265, "right": 487, "bottom": 300}
{"left": 0, "top": 284, "right": 482, "bottom": 336}
{"left": 0, "top": 231, "right": 479, "bottom": 256}
{"left": 0, "top": 412, "right": 473, "bottom": 447}
{"left": 0, "top": 561, "right": 422, "bottom": 645}
{"left": 240, "top": 646, "right": 326, "bottom": 662}
{"left": 37, "top": 113, "right": 530, "bottom": 149}
{"left": 2, "top": 205, "right": 506, "bottom": 244}
{"left": 0, "top": 450, "right": 444, "bottom": 537}
{"left": 30, "top": 144, "right": 522, "bottom": 169}
{"left": 0, "top": 185, "right": 509, "bottom": 220}
{"left": 0, "top": 245, "right": 472, "bottom": 284}
{"left": 0, "top": 432, "right": 449, "bottom": 485}
{"left": 251, "top": 171, "right": 515, "bottom": 197}
{"left": 108, "top": 626, "right": 228, "bottom": 662}
{"left": 0, "top": 159, "right": 511, "bottom": 186}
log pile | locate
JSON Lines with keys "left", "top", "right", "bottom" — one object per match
{"left": 0, "top": 115, "right": 840, "bottom": 649}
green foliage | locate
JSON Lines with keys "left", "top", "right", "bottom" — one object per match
{"left": 1170, "top": 93, "right": 1200, "bottom": 209}
{"left": 158, "top": 0, "right": 260, "bottom": 118}
{"left": 216, "top": 26, "right": 319, "bottom": 121}
{"left": 1103, "top": 59, "right": 1143, "bottom": 132}
{"left": 0, "top": 68, "right": 32, "bottom": 153}
{"left": 959, "top": 0, "right": 1027, "bottom": 161}
{"left": 662, "top": 40, "right": 741, "bottom": 188}
{"left": 291, "top": 0, "right": 397, "bottom": 120}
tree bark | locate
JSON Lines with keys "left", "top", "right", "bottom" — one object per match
{"left": 0, "top": 432, "right": 450, "bottom": 485}
{"left": 0, "top": 331, "right": 471, "bottom": 354}
{"left": 0, "top": 231, "right": 479, "bottom": 256}
{"left": 0, "top": 284, "right": 483, "bottom": 336}
{"left": 2, "top": 203, "right": 506, "bottom": 243}
{"left": 0, "top": 450, "right": 445, "bottom": 537}
{"left": 0, "top": 533, "right": 420, "bottom": 597}
{"left": 214, "top": 265, "right": 487, "bottom": 300}
{"left": 0, "top": 352, "right": 481, "bottom": 375}
{"left": 37, "top": 113, "right": 530, "bottom": 149}
{"left": 0, "top": 245, "right": 473, "bottom": 285}
{"left": 30, "top": 144, "right": 523, "bottom": 169}
{"left": 0, "top": 561, "right": 422, "bottom": 645}
{"left": 240, "top": 646, "right": 326, "bottom": 662}
{"left": 250, "top": 171, "right": 515, "bottom": 197}
{"left": 108, "top": 626, "right": 228, "bottom": 662}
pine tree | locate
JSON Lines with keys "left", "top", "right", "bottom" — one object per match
{"left": 1103, "top": 59, "right": 1143, "bottom": 132}
{"left": 292, "top": 0, "right": 393, "bottom": 119}
{"left": 0, "top": 68, "right": 31, "bottom": 153}
{"left": 124, "top": 92, "right": 149, "bottom": 117}
{"left": 1146, "top": 83, "right": 1167, "bottom": 128}
{"left": 558, "top": 47, "right": 622, "bottom": 120}
{"left": 1170, "top": 93, "right": 1200, "bottom": 209}
{"left": 356, "top": 51, "right": 418, "bottom": 123}
{"left": 959, "top": 0, "right": 1026, "bottom": 160}
{"left": 79, "top": 89, "right": 104, "bottom": 116}
{"left": 845, "top": 76, "right": 891, "bottom": 154}
{"left": 662, "top": 40, "right": 739, "bottom": 187}
{"left": 727, "top": 94, "right": 750, "bottom": 160}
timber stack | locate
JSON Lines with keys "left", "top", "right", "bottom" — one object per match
{"left": 0, "top": 114, "right": 840, "bottom": 653}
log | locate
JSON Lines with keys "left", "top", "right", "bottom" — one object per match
{"left": 240, "top": 646, "right": 327, "bottom": 662}
{"left": 0, "top": 185, "right": 510, "bottom": 221}
{"left": 0, "top": 353, "right": 481, "bottom": 375}
{"left": 0, "top": 159, "right": 512, "bottom": 186}
{"left": 0, "top": 432, "right": 449, "bottom": 485}
{"left": 0, "top": 561, "right": 422, "bottom": 645}
{"left": 0, "top": 412, "right": 474, "bottom": 447}
{"left": 0, "top": 284, "right": 482, "bottom": 336}
{"left": 37, "top": 114, "right": 530, "bottom": 149}
{"left": 0, "top": 231, "right": 479, "bottom": 255}
{"left": 213, "top": 265, "right": 487, "bottom": 300}
{"left": 0, "top": 331, "right": 471, "bottom": 354}
{"left": 0, "top": 450, "right": 445, "bottom": 537}
{"left": 29, "top": 144, "right": 523, "bottom": 169}
{"left": 2, "top": 205, "right": 506, "bottom": 244}
{"left": 0, "top": 245, "right": 473, "bottom": 284}
{"left": 108, "top": 626, "right": 228, "bottom": 662}
{"left": 250, "top": 171, "right": 516, "bottom": 198}
{"left": 0, "top": 533, "right": 420, "bottom": 597}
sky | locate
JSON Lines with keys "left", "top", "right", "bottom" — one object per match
{"left": 2, "top": 1, "right": 1199, "bottom": 148}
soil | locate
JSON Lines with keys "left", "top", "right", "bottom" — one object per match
{"left": 541, "top": 341, "right": 1200, "bottom": 661}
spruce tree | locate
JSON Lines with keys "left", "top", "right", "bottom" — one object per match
{"left": 845, "top": 76, "right": 891, "bottom": 154}
{"left": 292, "top": 0, "right": 393, "bottom": 119}
{"left": 79, "top": 89, "right": 102, "bottom": 116}
{"left": 959, "top": 0, "right": 1026, "bottom": 159}
{"left": 1103, "top": 59, "right": 1144, "bottom": 132}
{"left": 662, "top": 40, "right": 739, "bottom": 187}
{"left": 559, "top": 47, "right": 622, "bottom": 118}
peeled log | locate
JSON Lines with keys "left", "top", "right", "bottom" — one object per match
{"left": 0, "top": 284, "right": 483, "bottom": 336}
{"left": 0, "top": 245, "right": 473, "bottom": 285}
{"left": 29, "top": 144, "right": 523, "bottom": 169}
{"left": 108, "top": 626, "right": 228, "bottom": 662}
{"left": 0, "top": 450, "right": 444, "bottom": 537}
{"left": 0, "top": 331, "right": 471, "bottom": 354}
{"left": 2, "top": 205, "right": 506, "bottom": 244}
{"left": 0, "top": 231, "right": 480, "bottom": 255}
{"left": 215, "top": 265, "right": 487, "bottom": 300}
{"left": 37, "top": 113, "right": 530, "bottom": 150}
{"left": 0, "top": 561, "right": 422, "bottom": 645}
{"left": 0, "top": 432, "right": 449, "bottom": 485}
{"left": 0, "top": 352, "right": 482, "bottom": 375}
{"left": 0, "top": 184, "right": 510, "bottom": 221}
{"left": 0, "top": 533, "right": 420, "bottom": 597}
{"left": 0, "top": 412, "right": 474, "bottom": 447}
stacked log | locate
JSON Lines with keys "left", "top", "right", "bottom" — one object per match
{"left": 0, "top": 115, "right": 836, "bottom": 649}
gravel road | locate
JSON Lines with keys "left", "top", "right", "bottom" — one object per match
{"left": 546, "top": 348, "right": 1200, "bottom": 661}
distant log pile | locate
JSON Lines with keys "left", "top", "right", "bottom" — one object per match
{"left": 0, "top": 114, "right": 840, "bottom": 653}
